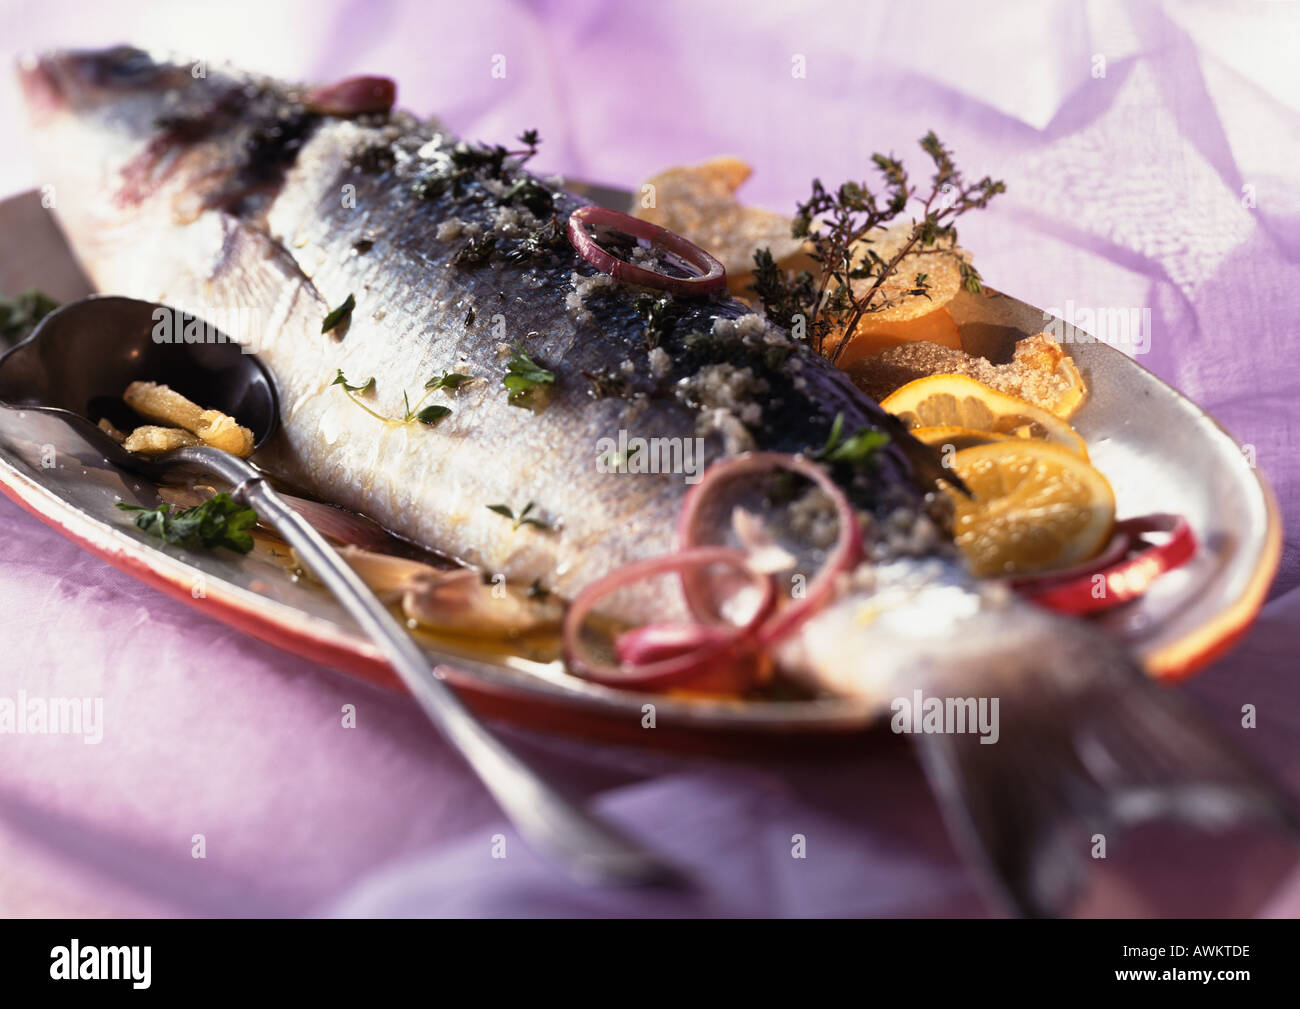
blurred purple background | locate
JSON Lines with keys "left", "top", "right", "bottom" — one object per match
{"left": 0, "top": 0, "right": 1298, "bottom": 916}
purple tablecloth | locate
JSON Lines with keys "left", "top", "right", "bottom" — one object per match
{"left": 1, "top": 0, "right": 1298, "bottom": 916}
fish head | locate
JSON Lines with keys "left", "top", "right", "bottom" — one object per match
{"left": 18, "top": 46, "right": 311, "bottom": 292}
{"left": 18, "top": 45, "right": 198, "bottom": 129}
{"left": 18, "top": 47, "right": 211, "bottom": 214}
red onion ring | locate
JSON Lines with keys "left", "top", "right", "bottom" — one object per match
{"left": 676, "top": 452, "right": 863, "bottom": 646}
{"left": 567, "top": 205, "right": 727, "bottom": 296}
{"left": 615, "top": 622, "right": 737, "bottom": 666}
{"left": 562, "top": 546, "right": 774, "bottom": 688}
{"left": 1017, "top": 513, "right": 1196, "bottom": 615}
{"left": 1009, "top": 527, "right": 1134, "bottom": 590}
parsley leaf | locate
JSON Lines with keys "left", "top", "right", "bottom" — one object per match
{"left": 0, "top": 289, "right": 58, "bottom": 348}
{"left": 502, "top": 346, "right": 555, "bottom": 406}
{"left": 116, "top": 493, "right": 258, "bottom": 554}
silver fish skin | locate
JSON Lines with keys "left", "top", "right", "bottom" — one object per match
{"left": 20, "top": 46, "right": 1300, "bottom": 915}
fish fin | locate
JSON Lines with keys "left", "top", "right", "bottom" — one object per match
{"left": 876, "top": 409, "right": 971, "bottom": 497}
{"left": 912, "top": 639, "right": 1300, "bottom": 917}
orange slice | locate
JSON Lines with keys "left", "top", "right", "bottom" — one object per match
{"left": 881, "top": 374, "right": 1088, "bottom": 457}
{"left": 943, "top": 440, "right": 1115, "bottom": 577}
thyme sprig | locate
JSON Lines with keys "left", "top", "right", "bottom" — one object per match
{"left": 752, "top": 132, "right": 1004, "bottom": 364}
{"left": 333, "top": 369, "right": 455, "bottom": 427}
{"left": 425, "top": 371, "right": 477, "bottom": 393}
{"left": 634, "top": 294, "right": 685, "bottom": 350}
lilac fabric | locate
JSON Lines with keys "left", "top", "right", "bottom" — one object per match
{"left": 1, "top": 0, "right": 1299, "bottom": 916}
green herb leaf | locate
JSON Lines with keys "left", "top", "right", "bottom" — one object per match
{"left": 331, "top": 369, "right": 374, "bottom": 394}
{"left": 453, "top": 234, "right": 496, "bottom": 266}
{"left": 813, "top": 411, "right": 890, "bottom": 466}
{"left": 501, "top": 177, "right": 554, "bottom": 217}
{"left": 415, "top": 404, "right": 452, "bottom": 426}
{"left": 634, "top": 294, "right": 684, "bottom": 350}
{"left": 503, "top": 216, "right": 571, "bottom": 265}
{"left": 816, "top": 413, "right": 845, "bottom": 458}
{"left": 486, "top": 500, "right": 552, "bottom": 532}
{"left": 825, "top": 428, "right": 890, "bottom": 465}
{"left": 116, "top": 492, "right": 258, "bottom": 554}
{"left": 424, "top": 371, "right": 476, "bottom": 392}
{"left": 322, "top": 293, "right": 356, "bottom": 334}
{"left": 503, "top": 346, "right": 555, "bottom": 406}
{"left": 0, "top": 289, "right": 59, "bottom": 348}
{"left": 960, "top": 261, "right": 985, "bottom": 295}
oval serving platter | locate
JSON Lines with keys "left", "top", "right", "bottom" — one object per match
{"left": 0, "top": 191, "right": 1282, "bottom": 745}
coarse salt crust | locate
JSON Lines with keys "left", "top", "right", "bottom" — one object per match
{"left": 848, "top": 333, "right": 1081, "bottom": 413}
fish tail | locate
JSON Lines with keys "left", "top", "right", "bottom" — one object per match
{"left": 912, "top": 635, "right": 1300, "bottom": 917}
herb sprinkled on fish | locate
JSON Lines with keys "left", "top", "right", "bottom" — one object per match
{"left": 811, "top": 412, "right": 890, "bottom": 466}
{"left": 487, "top": 501, "right": 551, "bottom": 532}
{"left": 332, "top": 369, "right": 387, "bottom": 421}
{"left": 502, "top": 346, "right": 555, "bottom": 407}
{"left": 414, "top": 405, "right": 452, "bottom": 425}
{"left": 331, "top": 369, "right": 374, "bottom": 394}
{"left": 635, "top": 294, "right": 685, "bottom": 350}
{"left": 453, "top": 233, "right": 496, "bottom": 266}
{"left": 424, "top": 371, "right": 477, "bottom": 393}
{"left": 321, "top": 292, "right": 356, "bottom": 334}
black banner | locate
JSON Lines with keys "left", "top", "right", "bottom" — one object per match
{"left": 0, "top": 918, "right": 1291, "bottom": 995}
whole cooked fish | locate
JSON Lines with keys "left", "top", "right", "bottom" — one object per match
{"left": 19, "top": 46, "right": 1298, "bottom": 914}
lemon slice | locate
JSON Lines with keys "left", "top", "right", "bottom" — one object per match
{"left": 944, "top": 440, "right": 1115, "bottom": 578}
{"left": 881, "top": 373, "right": 1087, "bottom": 457}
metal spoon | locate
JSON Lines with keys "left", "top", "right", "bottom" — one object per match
{"left": 0, "top": 294, "right": 682, "bottom": 888}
